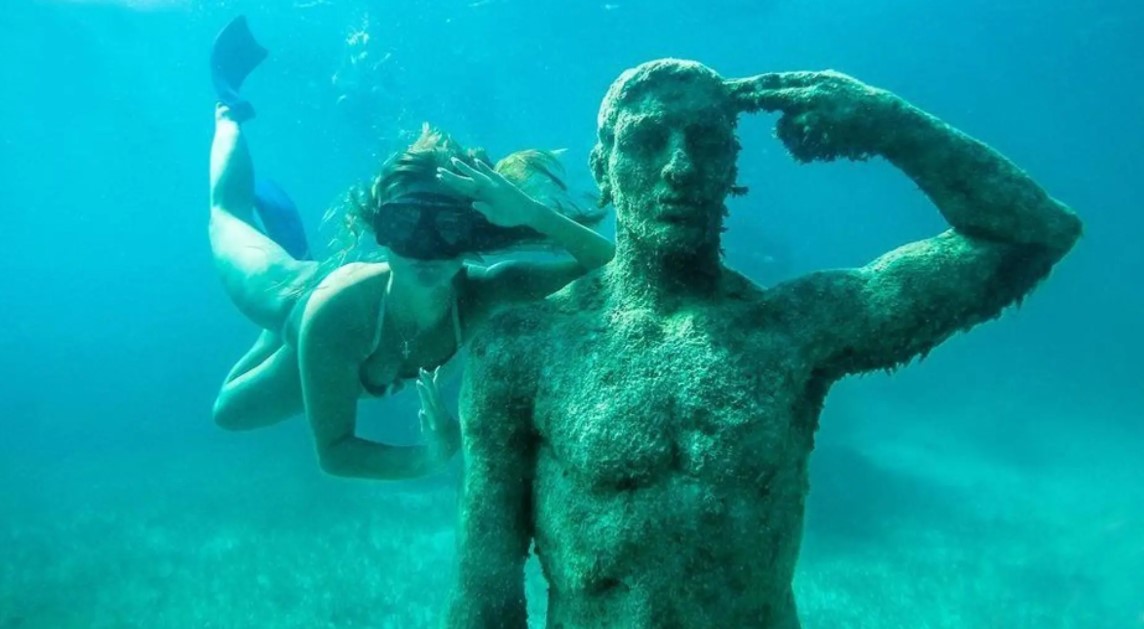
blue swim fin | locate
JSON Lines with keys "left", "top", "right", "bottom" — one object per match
{"left": 211, "top": 16, "right": 267, "bottom": 122}
{"left": 254, "top": 179, "right": 311, "bottom": 260}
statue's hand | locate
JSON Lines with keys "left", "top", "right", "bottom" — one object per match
{"left": 740, "top": 70, "right": 907, "bottom": 163}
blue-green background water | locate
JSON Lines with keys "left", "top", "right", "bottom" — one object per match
{"left": 1, "top": 0, "right": 1141, "bottom": 627}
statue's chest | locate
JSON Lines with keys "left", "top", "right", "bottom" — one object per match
{"left": 535, "top": 312, "right": 808, "bottom": 488}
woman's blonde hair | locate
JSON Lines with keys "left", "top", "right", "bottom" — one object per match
{"left": 327, "top": 123, "right": 604, "bottom": 263}
{"left": 279, "top": 124, "right": 607, "bottom": 298}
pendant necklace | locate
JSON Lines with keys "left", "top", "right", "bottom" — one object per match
{"left": 396, "top": 322, "right": 417, "bottom": 360}
{"left": 386, "top": 275, "right": 417, "bottom": 361}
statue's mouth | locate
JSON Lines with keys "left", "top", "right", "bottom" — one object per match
{"left": 655, "top": 196, "right": 708, "bottom": 224}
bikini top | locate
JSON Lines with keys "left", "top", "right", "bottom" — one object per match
{"left": 358, "top": 278, "right": 465, "bottom": 398}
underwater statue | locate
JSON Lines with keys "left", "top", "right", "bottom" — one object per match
{"left": 445, "top": 59, "right": 1082, "bottom": 628}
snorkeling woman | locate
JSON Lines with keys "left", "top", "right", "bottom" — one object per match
{"left": 207, "top": 17, "right": 613, "bottom": 480}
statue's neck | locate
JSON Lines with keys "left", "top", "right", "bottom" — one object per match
{"left": 608, "top": 234, "right": 722, "bottom": 312}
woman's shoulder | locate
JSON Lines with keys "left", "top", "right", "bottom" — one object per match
{"left": 319, "top": 261, "right": 390, "bottom": 291}
{"left": 299, "top": 261, "right": 389, "bottom": 335}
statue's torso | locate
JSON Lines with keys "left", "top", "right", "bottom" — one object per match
{"left": 528, "top": 283, "right": 827, "bottom": 628}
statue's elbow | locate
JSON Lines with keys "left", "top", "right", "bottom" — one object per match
{"left": 1045, "top": 205, "right": 1083, "bottom": 256}
{"left": 1061, "top": 211, "right": 1083, "bottom": 250}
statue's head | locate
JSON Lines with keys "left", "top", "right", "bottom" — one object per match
{"left": 590, "top": 59, "right": 742, "bottom": 255}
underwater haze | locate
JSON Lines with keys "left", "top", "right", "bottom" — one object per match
{"left": 1, "top": 0, "right": 1142, "bottom": 627}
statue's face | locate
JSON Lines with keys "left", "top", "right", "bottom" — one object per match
{"left": 605, "top": 83, "right": 739, "bottom": 253}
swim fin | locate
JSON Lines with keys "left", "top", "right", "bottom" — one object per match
{"left": 210, "top": 16, "right": 267, "bottom": 122}
{"left": 254, "top": 179, "right": 311, "bottom": 260}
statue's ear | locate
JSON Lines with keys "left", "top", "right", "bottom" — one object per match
{"left": 589, "top": 143, "right": 613, "bottom": 207}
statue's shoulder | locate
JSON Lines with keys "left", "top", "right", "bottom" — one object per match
{"left": 552, "top": 270, "right": 607, "bottom": 311}
{"left": 715, "top": 267, "right": 817, "bottom": 335}
{"left": 471, "top": 304, "right": 548, "bottom": 358}
{"left": 719, "top": 268, "right": 772, "bottom": 311}
{"left": 475, "top": 274, "right": 605, "bottom": 356}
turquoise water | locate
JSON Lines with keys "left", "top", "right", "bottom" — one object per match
{"left": 1, "top": 1, "right": 1141, "bottom": 627}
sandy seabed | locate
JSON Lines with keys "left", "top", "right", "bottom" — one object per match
{"left": 2, "top": 407, "right": 1140, "bottom": 629}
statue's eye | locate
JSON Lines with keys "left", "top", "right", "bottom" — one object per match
{"left": 687, "top": 124, "right": 730, "bottom": 153}
{"left": 621, "top": 123, "right": 667, "bottom": 155}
